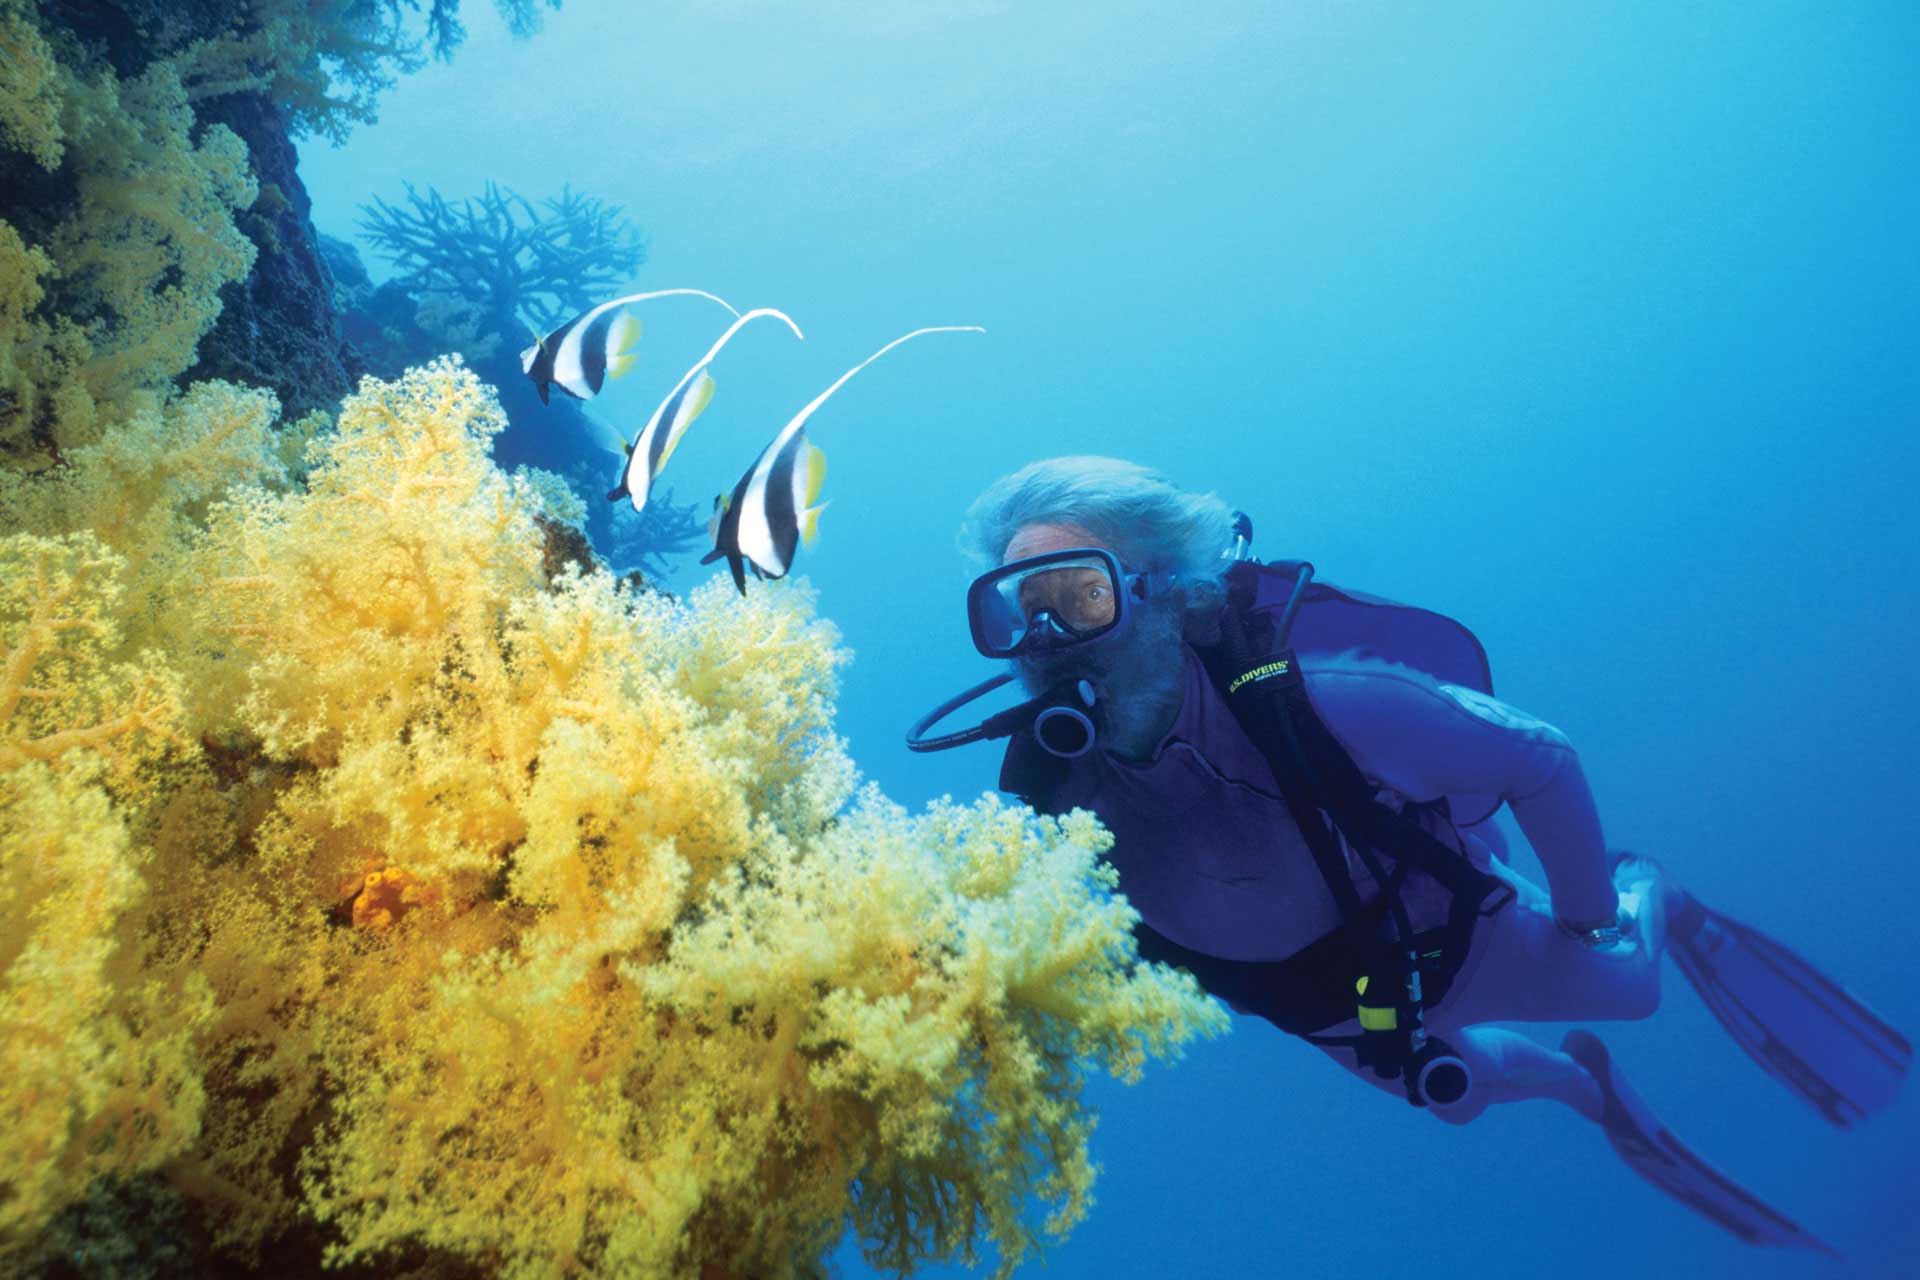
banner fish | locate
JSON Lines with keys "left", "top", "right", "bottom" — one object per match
{"left": 702, "top": 325, "right": 984, "bottom": 594}
{"left": 521, "top": 289, "right": 739, "bottom": 404}
{"left": 608, "top": 307, "right": 804, "bottom": 514}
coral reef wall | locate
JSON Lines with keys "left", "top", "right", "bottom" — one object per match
{"left": 0, "top": 1, "right": 563, "bottom": 462}
{"left": 0, "top": 0, "right": 260, "bottom": 466}
{"left": 184, "top": 90, "right": 355, "bottom": 420}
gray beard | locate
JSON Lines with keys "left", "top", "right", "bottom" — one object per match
{"left": 1014, "top": 594, "right": 1190, "bottom": 761}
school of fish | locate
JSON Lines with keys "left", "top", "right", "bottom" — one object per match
{"left": 520, "top": 290, "right": 983, "bottom": 593}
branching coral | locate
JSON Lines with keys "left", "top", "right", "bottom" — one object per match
{"left": 0, "top": 358, "right": 1225, "bottom": 1275}
{"left": 359, "top": 180, "right": 647, "bottom": 332}
{"left": 0, "top": 0, "right": 64, "bottom": 169}
{"left": 604, "top": 483, "right": 707, "bottom": 581}
{"left": 0, "top": 2, "right": 569, "bottom": 468}
{"left": 343, "top": 181, "right": 703, "bottom": 580}
{"left": 0, "top": 31, "right": 259, "bottom": 465}
{"left": 0, "top": 532, "right": 210, "bottom": 1264}
{"left": 163, "top": 1, "right": 566, "bottom": 144}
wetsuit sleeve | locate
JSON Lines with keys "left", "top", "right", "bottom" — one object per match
{"left": 1304, "top": 663, "right": 1618, "bottom": 927}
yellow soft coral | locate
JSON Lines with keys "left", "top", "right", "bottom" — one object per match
{"left": 0, "top": 0, "right": 64, "bottom": 169}
{"left": 0, "top": 532, "right": 211, "bottom": 1263}
{"left": 0, "top": 759, "right": 210, "bottom": 1259}
{"left": 0, "top": 359, "right": 1223, "bottom": 1274}
{"left": 0, "top": 15, "right": 258, "bottom": 466}
{"left": 48, "top": 63, "right": 257, "bottom": 418}
{"left": 0, "top": 381, "right": 287, "bottom": 667}
{"left": 0, "top": 532, "right": 189, "bottom": 792}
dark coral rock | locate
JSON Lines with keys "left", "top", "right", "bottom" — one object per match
{"left": 184, "top": 93, "right": 357, "bottom": 419}
{"left": 317, "top": 233, "right": 369, "bottom": 291}
{"left": 618, "top": 568, "right": 673, "bottom": 600}
{"left": 26, "top": 1170, "right": 492, "bottom": 1280}
{"left": 533, "top": 512, "right": 600, "bottom": 583}
{"left": 320, "top": 235, "right": 434, "bottom": 383}
{"left": 28, "top": 1176, "right": 202, "bottom": 1280}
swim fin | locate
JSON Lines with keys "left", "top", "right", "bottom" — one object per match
{"left": 1652, "top": 868, "right": 1913, "bottom": 1129}
{"left": 1562, "top": 1030, "right": 1837, "bottom": 1255}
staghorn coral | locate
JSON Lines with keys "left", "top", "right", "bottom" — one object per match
{"left": 358, "top": 180, "right": 646, "bottom": 333}
{"left": 0, "top": 358, "right": 1224, "bottom": 1275}
{"left": 323, "top": 217, "right": 706, "bottom": 586}
{"left": 602, "top": 482, "right": 707, "bottom": 582}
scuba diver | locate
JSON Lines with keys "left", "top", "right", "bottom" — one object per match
{"left": 907, "top": 455, "right": 1910, "bottom": 1252}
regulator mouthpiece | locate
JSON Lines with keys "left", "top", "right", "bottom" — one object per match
{"left": 1033, "top": 680, "right": 1098, "bottom": 758}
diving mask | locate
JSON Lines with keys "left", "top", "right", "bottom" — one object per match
{"left": 966, "top": 547, "right": 1164, "bottom": 659}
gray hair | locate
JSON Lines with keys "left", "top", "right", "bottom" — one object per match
{"left": 959, "top": 456, "right": 1237, "bottom": 621}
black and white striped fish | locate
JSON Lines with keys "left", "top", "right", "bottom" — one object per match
{"left": 607, "top": 307, "right": 804, "bottom": 514}
{"left": 520, "top": 289, "right": 738, "bottom": 404}
{"left": 702, "top": 325, "right": 985, "bottom": 594}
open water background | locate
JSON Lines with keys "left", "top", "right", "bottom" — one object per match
{"left": 303, "top": 4, "right": 1918, "bottom": 1274}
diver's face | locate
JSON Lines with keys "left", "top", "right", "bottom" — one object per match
{"left": 1002, "top": 522, "right": 1182, "bottom": 689}
{"left": 1001, "top": 521, "right": 1187, "bottom": 759}
{"left": 1016, "top": 563, "right": 1116, "bottom": 636}
{"left": 1002, "top": 524, "right": 1112, "bottom": 681}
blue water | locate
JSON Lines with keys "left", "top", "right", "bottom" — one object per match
{"left": 303, "top": 3, "right": 1918, "bottom": 1274}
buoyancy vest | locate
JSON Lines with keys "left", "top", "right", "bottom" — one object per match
{"left": 1000, "top": 560, "right": 1513, "bottom": 1037}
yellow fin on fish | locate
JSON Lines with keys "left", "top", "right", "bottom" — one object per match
{"left": 800, "top": 502, "right": 828, "bottom": 545}
{"left": 606, "top": 311, "right": 643, "bottom": 378}
{"left": 803, "top": 440, "right": 827, "bottom": 506}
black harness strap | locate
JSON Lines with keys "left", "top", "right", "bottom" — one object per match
{"left": 1214, "top": 569, "right": 1507, "bottom": 928}
{"left": 1203, "top": 564, "right": 1513, "bottom": 1068}
{"left": 1213, "top": 578, "right": 1368, "bottom": 930}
